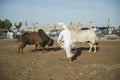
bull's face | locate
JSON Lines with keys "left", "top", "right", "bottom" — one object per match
{"left": 48, "top": 39, "right": 54, "bottom": 46}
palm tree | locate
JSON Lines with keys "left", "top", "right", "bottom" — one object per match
{"left": 14, "top": 22, "right": 22, "bottom": 31}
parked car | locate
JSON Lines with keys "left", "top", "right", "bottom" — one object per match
{"left": 0, "top": 30, "right": 8, "bottom": 39}
{"left": 80, "top": 28, "right": 90, "bottom": 30}
{"left": 47, "top": 29, "right": 62, "bottom": 37}
{"left": 112, "top": 30, "right": 120, "bottom": 36}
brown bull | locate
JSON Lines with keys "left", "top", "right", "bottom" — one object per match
{"left": 17, "top": 29, "right": 54, "bottom": 54}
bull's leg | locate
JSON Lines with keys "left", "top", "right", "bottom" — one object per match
{"left": 46, "top": 44, "right": 51, "bottom": 51}
{"left": 21, "top": 44, "right": 26, "bottom": 54}
{"left": 44, "top": 45, "right": 48, "bottom": 51}
{"left": 18, "top": 45, "right": 23, "bottom": 54}
{"left": 18, "top": 42, "right": 22, "bottom": 53}
{"left": 35, "top": 44, "right": 38, "bottom": 50}
{"left": 93, "top": 45, "right": 96, "bottom": 53}
{"left": 18, "top": 45, "right": 21, "bottom": 53}
{"left": 18, "top": 43, "right": 25, "bottom": 54}
{"left": 42, "top": 46, "right": 46, "bottom": 52}
{"left": 21, "top": 46, "right": 24, "bottom": 54}
{"left": 45, "top": 45, "right": 52, "bottom": 51}
{"left": 88, "top": 43, "right": 93, "bottom": 52}
{"left": 74, "top": 42, "right": 78, "bottom": 53}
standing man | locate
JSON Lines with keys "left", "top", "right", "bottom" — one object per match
{"left": 57, "top": 23, "right": 74, "bottom": 63}
{"left": 7, "top": 30, "right": 13, "bottom": 39}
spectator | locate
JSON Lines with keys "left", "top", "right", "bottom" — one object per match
{"left": 7, "top": 30, "right": 13, "bottom": 39}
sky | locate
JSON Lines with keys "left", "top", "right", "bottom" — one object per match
{"left": 0, "top": 0, "right": 120, "bottom": 28}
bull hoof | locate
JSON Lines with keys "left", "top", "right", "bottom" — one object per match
{"left": 42, "top": 51, "right": 46, "bottom": 53}
{"left": 88, "top": 50, "right": 91, "bottom": 53}
{"left": 94, "top": 52, "right": 96, "bottom": 53}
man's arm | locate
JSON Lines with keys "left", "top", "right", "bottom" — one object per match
{"left": 57, "top": 31, "right": 63, "bottom": 43}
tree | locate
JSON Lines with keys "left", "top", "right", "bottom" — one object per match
{"left": 0, "top": 19, "right": 12, "bottom": 29}
{"left": 4, "top": 19, "right": 12, "bottom": 29}
{"left": 14, "top": 22, "right": 22, "bottom": 31}
{"left": 0, "top": 19, "right": 4, "bottom": 29}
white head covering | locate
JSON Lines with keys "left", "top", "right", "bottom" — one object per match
{"left": 58, "top": 22, "right": 68, "bottom": 30}
{"left": 63, "top": 25, "right": 68, "bottom": 30}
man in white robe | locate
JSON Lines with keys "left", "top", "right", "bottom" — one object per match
{"left": 57, "top": 23, "right": 74, "bottom": 63}
{"left": 7, "top": 30, "right": 13, "bottom": 39}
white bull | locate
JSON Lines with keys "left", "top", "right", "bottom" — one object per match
{"left": 58, "top": 29, "right": 98, "bottom": 53}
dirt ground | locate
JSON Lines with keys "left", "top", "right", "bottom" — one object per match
{"left": 0, "top": 39, "right": 120, "bottom": 80}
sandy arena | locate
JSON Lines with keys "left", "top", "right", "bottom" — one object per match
{"left": 0, "top": 39, "right": 120, "bottom": 80}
